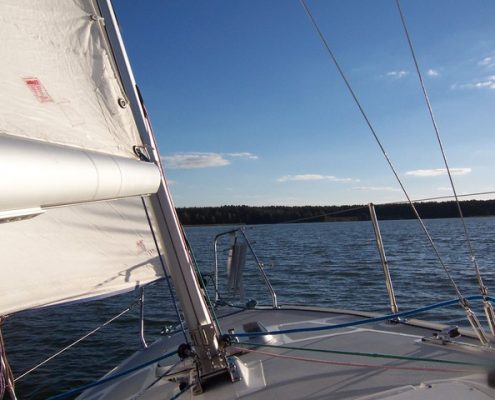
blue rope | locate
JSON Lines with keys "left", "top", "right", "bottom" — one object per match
{"left": 47, "top": 350, "right": 176, "bottom": 400}
{"left": 233, "top": 295, "right": 492, "bottom": 337}
{"left": 47, "top": 295, "right": 494, "bottom": 399}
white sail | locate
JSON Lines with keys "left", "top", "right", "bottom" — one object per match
{"left": 0, "top": 0, "right": 167, "bottom": 315}
{"left": 0, "top": 198, "right": 165, "bottom": 315}
{"left": 0, "top": 0, "right": 140, "bottom": 157}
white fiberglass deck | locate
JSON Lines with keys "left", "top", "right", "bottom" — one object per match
{"left": 78, "top": 306, "right": 495, "bottom": 400}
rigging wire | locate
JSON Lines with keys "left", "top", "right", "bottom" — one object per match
{"left": 264, "top": 190, "right": 495, "bottom": 225}
{"left": 141, "top": 197, "right": 189, "bottom": 344}
{"left": 389, "top": 190, "right": 495, "bottom": 204}
{"left": 395, "top": 0, "right": 495, "bottom": 335}
{"left": 299, "top": 0, "right": 488, "bottom": 343}
{"left": 14, "top": 301, "right": 137, "bottom": 382}
{"left": 183, "top": 233, "right": 223, "bottom": 333}
{"left": 0, "top": 318, "right": 17, "bottom": 400}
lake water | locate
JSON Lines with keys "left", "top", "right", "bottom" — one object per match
{"left": 4, "top": 217, "right": 495, "bottom": 398}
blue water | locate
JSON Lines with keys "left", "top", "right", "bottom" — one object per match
{"left": 4, "top": 217, "right": 495, "bottom": 399}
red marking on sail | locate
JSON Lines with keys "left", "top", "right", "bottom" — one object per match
{"left": 136, "top": 239, "right": 147, "bottom": 254}
{"left": 23, "top": 77, "right": 53, "bottom": 103}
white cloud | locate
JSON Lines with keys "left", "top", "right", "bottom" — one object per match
{"left": 454, "top": 74, "right": 495, "bottom": 90}
{"left": 161, "top": 153, "right": 229, "bottom": 169}
{"left": 427, "top": 69, "right": 439, "bottom": 77}
{"left": 227, "top": 152, "right": 258, "bottom": 160}
{"left": 478, "top": 56, "right": 495, "bottom": 67}
{"left": 386, "top": 70, "right": 409, "bottom": 79}
{"left": 352, "top": 186, "right": 400, "bottom": 192}
{"left": 161, "top": 151, "right": 258, "bottom": 169}
{"left": 406, "top": 168, "right": 471, "bottom": 177}
{"left": 476, "top": 81, "right": 495, "bottom": 88}
{"left": 437, "top": 186, "right": 452, "bottom": 191}
{"left": 277, "top": 174, "right": 357, "bottom": 183}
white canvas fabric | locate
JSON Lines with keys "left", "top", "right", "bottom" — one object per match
{"left": 0, "top": 1, "right": 167, "bottom": 314}
{"left": 0, "top": 198, "right": 165, "bottom": 315}
{"left": 0, "top": 0, "right": 140, "bottom": 157}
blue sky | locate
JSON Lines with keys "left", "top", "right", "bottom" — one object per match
{"left": 114, "top": 1, "right": 495, "bottom": 207}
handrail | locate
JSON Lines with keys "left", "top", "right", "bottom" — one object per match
{"left": 213, "top": 228, "right": 278, "bottom": 308}
{"left": 139, "top": 287, "right": 148, "bottom": 348}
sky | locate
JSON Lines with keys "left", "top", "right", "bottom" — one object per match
{"left": 113, "top": 0, "right": 495, "bottom": 207}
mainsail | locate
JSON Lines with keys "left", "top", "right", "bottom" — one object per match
{"left": 0, "top": 0, "right": 166, "bottom": 315}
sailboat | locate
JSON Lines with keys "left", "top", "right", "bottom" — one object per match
{"left": 1, "top": 0, "right": 495, "bottom": 399}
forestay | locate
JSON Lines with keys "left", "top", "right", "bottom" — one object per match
{"left": 0, "top": 0, "right": 167, "bottom": 315}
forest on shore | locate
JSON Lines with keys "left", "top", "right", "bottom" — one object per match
{"left": 176, "top": 199, "right": 495, "bottom": 226}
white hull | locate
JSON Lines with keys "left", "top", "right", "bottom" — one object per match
{"left": 78, "top": 305, "right": 495, "bottom": 399}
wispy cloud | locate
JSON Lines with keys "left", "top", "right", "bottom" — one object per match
{"left": 454, "top": 75, "right": 495, "bottom": 90}
{"left": 406, "top": 168, "right": 471, "bottom": 177}
{"left": 452, "top": 54, "right": 495, "bottom": 90}
{"left": 228, "top": 152, "right": 258, "bottom": 160}
{"left": 352, "top": 186, "right": 400, "bottom": 192}
{"left": 478, "top": 56, "right": 495, "bottom": 68}
{"left": 277, "top": 174, "right": 358, "bottom": 183}
{"left": 427, "top": 69, "right": 439, "bottom": 77}
{"left": 161, "top": 152, "right": 258, "bottom": 169}
{"left": 386, "top": 70, "right": 409, "bottom": 79}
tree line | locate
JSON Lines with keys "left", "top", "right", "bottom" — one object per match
{"left": 176, "top": 199, "right": 495, "bottom": 226}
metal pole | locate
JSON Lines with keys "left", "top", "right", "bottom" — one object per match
{"left": 213, "top": 238, "right": 220, "bottom": 303}
{"left": 98, "top": 0, "right": 227, "bottom": 384}
{"left": 139, "top": 287, "right": 148, "bottom": 348}
{"left": 368, "top": 203, "right": 398, "bottom": 314}
{"left": 239, "top": 229, "right": 278, "bottom": 309}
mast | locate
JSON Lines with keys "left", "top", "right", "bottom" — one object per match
{"left": 96, "top": 0, "right": 227, "bottom": 385}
